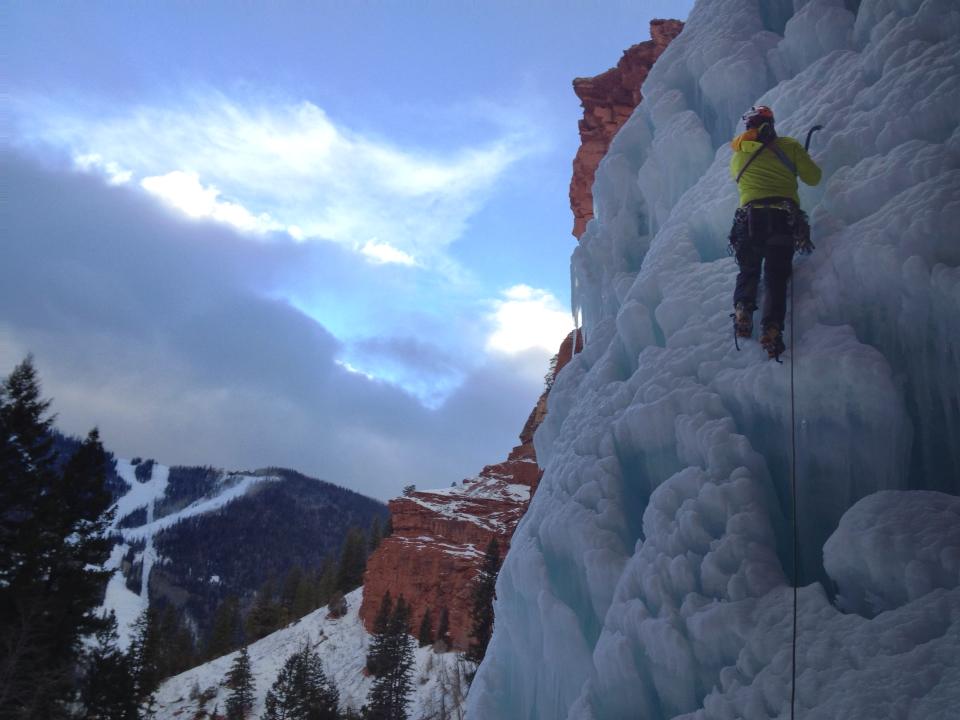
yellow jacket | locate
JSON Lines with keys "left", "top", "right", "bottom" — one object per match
{"left": 730, "top": 129, "right": 822, "bottom": 206}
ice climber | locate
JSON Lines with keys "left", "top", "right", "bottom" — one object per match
{"left": 728, "top": 105, "right": 821, "bottom": 360}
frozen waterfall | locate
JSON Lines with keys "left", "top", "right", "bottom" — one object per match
{"left": 467, "top": 0, "right": 960, "bottom": 718}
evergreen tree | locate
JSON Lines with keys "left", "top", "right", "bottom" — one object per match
{"left": 81, "top": 613, "right": 140, "bottom": 720}
{"left": 157, "top": 603, "right": 196, "bottom": 678}
{"left": 392, "top": 597, "right": 412, "bottom": 637}
{"left": 129, "top": 607, "right": 162, "bottom": 704}
{"left": 224, "top": 645, "right": 255, "bottom": 720}
{"left": 365, "top": 591, "right": 392, "bottom": 676}
{"left": 365, "top": 597, "right": 415, "bottom": 720}
{"left": 262, "top": 658, "right": 295, "bottom": 720}
{"left": 367, "top": 516, "right": 383, "bottom": 553}
{"left": 291, "top": 568, "right": 318, "bottom": 620}
{"left": 127, "top": 603, "right": 196, "bottom": 714}
{"left": 280, "top": 565, "right": 305, "bottom": 623}
{"left": 0, "top": 356, "right": 56, "bottom": 585}
{"left": 0, "top": 357, "right": 116, "bottom": 718}
{"left": 417, "top": 609, "right": 434, "bottom": 648}
{"left": 465, "top": 538, "right": 500, "bottom": 665}
{"left": 206, "top": 595, "right": 242, "bottom": 660}
{"left": 435, "top": 608, "right": 451, "bottom": 651}
{"left": 335, "top": 527, "right": 367, "bottom": 594}
{"left": 262, "top": 644, "right": 340, "bottom": 720}
{"left": 315, "top": 556, "right": 337, "bottom": 606}
{"left": 301, "top": 646, "right": 340, "bottom": 719}
{"left": 245, "top": 578, "right": 281, "bottom": 642}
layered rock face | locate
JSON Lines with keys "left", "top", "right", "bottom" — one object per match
{"left": 569, "top": 18, "right": 683, "bottom": 237}
{"left": 359, "top": 330, "right": 582, "bottom": 649}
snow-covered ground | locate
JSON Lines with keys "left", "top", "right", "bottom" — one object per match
{"left": 468, "top": 0, "right": 960, "bottom": 718}
{"left": 102, "top": 459, "right": 278, "bottom": 647}
{"left": 155, "top": 588, "right": 471, "bottom": 719}
{"left": 406, "top": 472, "right": 532, "bottom": 537}
{"left": 103, "top": 462, "right": 465, "bottom": 717}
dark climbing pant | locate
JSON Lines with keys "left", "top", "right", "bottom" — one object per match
{"left": 733, "top": 206, "right": 795, "bottom": 331}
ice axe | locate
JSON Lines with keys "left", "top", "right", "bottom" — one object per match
{"left": 795, "top": 124, "right": 823, "bottom": 259}
{"left": 804, "top": 124, "right": 823, "bottom": 151}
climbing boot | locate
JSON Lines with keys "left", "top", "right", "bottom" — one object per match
{"left": 760, "top": 324, "right": 786, "bottom": 361}
{"left": 733, "top": 302, "right": 754, "bottom": 339}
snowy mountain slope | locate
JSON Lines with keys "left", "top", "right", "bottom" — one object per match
{"left": 467, "top": 0, "right": 960, "bottom": 718}
{"left": 103, "top": 459, "right": 388, "bottom": 648}
{"left": 103, "top": 459, "right": 280, "bottom": 646}
{"left": 154, "top": 588, "right": 471, "bottom": 719}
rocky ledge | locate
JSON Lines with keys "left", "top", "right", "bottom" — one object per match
{"left": 569, "top": 18, "right": 684, "bottom": 238}
{"left": 359, "top": 330, "right": 582, "bottom": 649}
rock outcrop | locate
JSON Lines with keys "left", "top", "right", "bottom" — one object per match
{"left": 569, "top": 19, "right": 683, "bottom": 237}
{"left": 360, "top": 330, "right": 582, "bottom": 649}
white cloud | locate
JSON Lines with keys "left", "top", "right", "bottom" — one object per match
{"left": 140, "top": 170, "right": 288, "bottom": 234}
{"left": 361, "top": 239, "right": 417, "bottom": 266}
{"left": 486, "top": 284, "right": 573, "bottom": 356}
{"left": 75, "top": 153, "right": 132, "bottom": 185}
{"left": 25, "top": 94, "right": 531, "bottom": 266}
{"left": 334, "top": 359, "right": 378, "bottom": 381}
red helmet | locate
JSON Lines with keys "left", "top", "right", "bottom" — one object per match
{"left": 742, "top": 105, "right": 774, "bottom": 129}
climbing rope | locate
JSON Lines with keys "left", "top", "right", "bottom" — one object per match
{"left": 789, "top": 275, "right": 799, "bottom": 720}
{"left": 789, "top": 123, "right": 821, "bottom": 720}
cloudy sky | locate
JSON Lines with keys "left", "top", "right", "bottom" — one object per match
{"left": 4, "top": 0, "right": 693, "bottom": 500}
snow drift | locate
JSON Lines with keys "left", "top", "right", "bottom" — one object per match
{"left": 467, "top": 0, "right": 960, "bottom": 718}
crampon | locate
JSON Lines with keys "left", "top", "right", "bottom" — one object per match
{"left": 760, "top": 325, "right": 786, "bottom": 362}
{"left": 731, "top": 302, "right": 754, "bottom": 350}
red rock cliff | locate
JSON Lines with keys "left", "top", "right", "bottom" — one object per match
{"left": 569, "top": 18, "right": 684, "bottom": 238}
{"left": 359, "top": 330, "right": 582, "bottom": 649}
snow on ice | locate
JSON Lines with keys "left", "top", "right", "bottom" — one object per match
{"left": 824, "top": 490, "right": 960, "bottom": 616}
{"left": 468, "top": 0, "right": 960, "bottom": 718}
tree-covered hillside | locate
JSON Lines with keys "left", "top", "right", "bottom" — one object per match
{"left": 149, "top": 468, "right": 388, "bottom": 636}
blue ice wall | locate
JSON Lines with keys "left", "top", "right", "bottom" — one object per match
{"left": 467, "top": 0, "right": 960, "bottom": 717}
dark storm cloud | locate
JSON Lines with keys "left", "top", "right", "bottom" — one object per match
{"left": 351, "top": 336, "right": 461, "bottom": 379}
{"left": 1, "top": 153, "right": 545, "bottom": 499}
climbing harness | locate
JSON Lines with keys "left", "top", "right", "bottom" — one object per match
{"left": 792, "top": 206, "right": 814, "bottom": 255}
{"left": 729, "top": 198, "right": 811, "bottom": 257}
{"left": 727, "top": 206, "right": 750, "bottom": 256}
